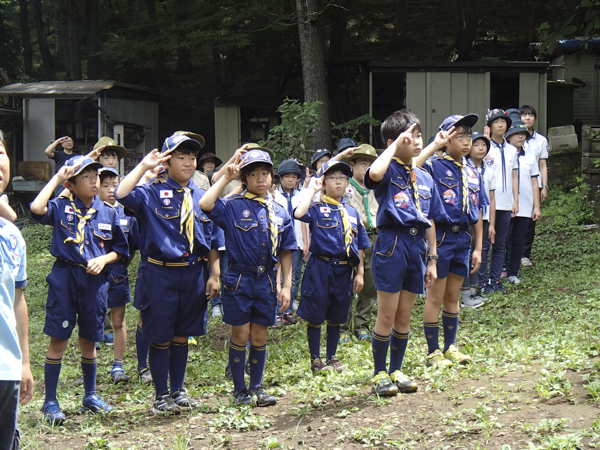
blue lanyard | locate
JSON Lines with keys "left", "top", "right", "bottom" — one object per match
{"left": 492, "top": 140, "right": 507, "bottom": 192}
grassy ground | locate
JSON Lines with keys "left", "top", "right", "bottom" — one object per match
{"left": 16, "top": 149, "right": 600, "bottom": 449}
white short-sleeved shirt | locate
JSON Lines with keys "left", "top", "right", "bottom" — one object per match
{"left": 516, "top": 150, "right": 540, "bottom": 218}
{"left": 524, "top": 130, "right": 549, "bottom": 188}
{"left": 0, "top": 217, "right": 27, "bottom": 381}
{"left": 484, "top": 140, "right": 518, "bottom": 211}
{"left": 471, "top": 161, "right": 496, "bottom": 221}
{"left": 273, "top": 186, "right": 306, "bottom": 249}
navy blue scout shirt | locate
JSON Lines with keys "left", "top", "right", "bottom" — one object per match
{"left": 31, "top": 195, "right": 129, "bottom": 265}
{"left": 365, "top": 160, "right": 443, "bottom": 229}
{"left": 296, "top": 198, "right": 370, "bottom": 267}
{"left": 207, "top": 194, "right": 297, "bottom": 268}
{"left": 424, "top": 155, "right": 489, "bottom": 225}
{"left": 105, "top": 203, "right": 139, "bottom": 279}
{"left": 119, "top": 176, "right": 223, "bottom": 259}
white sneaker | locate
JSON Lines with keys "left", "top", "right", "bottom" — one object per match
{"left": 521, "top": 257, "right": 532, "bottom": 267}
{"left": 461, "top": 292, "right": 485, "bottom": 308}
{"left": 211, "top": 305, "right": 223, "bottom": 317}
{"left": 292, "top": 300, "right": 299, "bottom": 312}
{"left": 506, "top": 276, "right": 521, "bottom": 284}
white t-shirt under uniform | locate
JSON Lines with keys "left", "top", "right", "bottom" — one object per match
{"left": 516, "top": 150, "right": 540, "bottom": 219}
{"left": 524, "top": 130, "right": 549, "bottom": 188}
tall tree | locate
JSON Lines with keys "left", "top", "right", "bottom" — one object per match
{"left": 296, "top": 0, "right": 332, "bottom": 150}
{"left": 87, "top": 0, "right": 102, "bottom": 79}
{"left": 56, "top": 0, "right": 82, "bottom": 79}
{"left": 454, "top": 0, "right": 477, "bottom": 60}
{"left": 31, "top": 0, "right": 55, "bottom": 79}
{"left": 18, "top": 0, "right": 34, "bottom": 77}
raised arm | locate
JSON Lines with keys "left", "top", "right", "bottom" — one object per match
{"left": 414, "top": 127, "right": 455, "bottom": 167}
{"left": 294, "top": 176, "right": 321, "bottom": 219}
{"left": 30, "top": 164, "right": 79, "bottom": 215}
{"left": 212, "top": 146, "right": 247, "bottom": 185}
{"left": 369, "top": 124, "right": 417, "bottom": 182}
{"left": 199, "top": 154, "right": 241, "bottom": 212}
{"left": 115, "top": 149, "right": 171, "bottom": 199}
{"left": 44, "top": 137, "right": 68, "bottom": 159}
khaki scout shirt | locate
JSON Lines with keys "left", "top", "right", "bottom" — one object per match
{"left": 344, "top": 179, "right": 378, "bottom": 230}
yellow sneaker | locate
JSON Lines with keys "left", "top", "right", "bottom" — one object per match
{"left": 443, "top": 345, "right": 471, "bottom": 365}
{"left": 188, "top": 336, "right": 198, "bottom": 346}
{"left": 389, "top": 370, "right": 418, "bottom": 393}
{"left": 371, "top": 371, "right": 398, "bottom": 396}
{"left": 426, "top": 349, "right": 453, "bottom": 368}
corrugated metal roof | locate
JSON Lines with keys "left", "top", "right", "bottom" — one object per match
{"left": 0, "top": 80, "right": 156, "bottom": 97}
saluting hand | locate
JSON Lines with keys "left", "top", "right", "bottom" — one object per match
{"left": 433, "top": 126, "right": 456, "bottom": 148}
{"left": 392, "top": 123, "right": 417, "bottom": 152}
{"left": 56, "top": 163, "right": 81, "bottom": 183}
{"left": 140, "top": 148, "right": 172, "bottom": 171}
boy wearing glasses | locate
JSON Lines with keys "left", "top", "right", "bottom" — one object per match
{"left": 294, "top": 160, "right": 370, "bottom": 374}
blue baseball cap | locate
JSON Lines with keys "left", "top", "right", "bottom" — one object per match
{"left": 239, "top": 149, "right": 273, "bottom": 169}
{"left": 98, "top": 167, "right": 119, "bottom": 178}
{"left": 161, "top": 134, "right": 202, "bottom": 154}
{"left": 64, "top": 155, "right": 103, "bottom": 176}
{"left": 438, "top": 114, "right": 479, "bottom": 132}
{"left": 311, "top": 148, "right": 332, "bottom": 169}
{"left": 317, "top": 160, "right": 352, "bottom": 178}
{"left": 335, "top": 137, "right": 356, "bottom": 155}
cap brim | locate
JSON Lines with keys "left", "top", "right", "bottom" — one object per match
{"left": 505, "top": 128, "right": 530, "bottom": 139}
{"left": 74, "top": 161, "right": 104, "bottom": 175}
{"left": 321, "top": 162, "right": 353, "bottom": 178}
{"left": 342, "top": 153, "right": 377, "bottom": 164}
{"left": 454, "top": 113, "right": 479, "bottom": 130}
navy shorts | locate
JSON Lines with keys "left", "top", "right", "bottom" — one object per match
{"left": 435, "top": 228, "right": 472, "bottom": 279}
{"left": 132, "top": 259, "right": 147, "bottom": 311}
{"left": 371, "top": 229, "right": 428, "bottom": 294}
{"left": 0, "top": 380, "right": 20, "bottom": 450}
{"left": 106, "top": 266, "right": 131, "bottom": 309}
{"left": 136, "top": 259, "right": 209, "bottom": 343}
{"left": 297, "top": 256, "right": 354, "bottom": 325}
{"left": 221, "top": 269, "right": 278, "bottom": 327}
{"left": 44, "top": 261, "right": 109, "bottom": 342}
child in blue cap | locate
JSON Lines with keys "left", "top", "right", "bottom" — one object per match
{"left": 295, "top": 160, "right": 370, "bottom": 374}
{"left": 199, "top": 147, "right": 297, "bottom": 406}
{"left": 116, "top": 135, "right": 223, "bottom": 414}
{"left": 30, "top": 155, "right": 130, "bottom": 423}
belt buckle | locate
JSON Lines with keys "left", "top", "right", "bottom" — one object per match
{"left": 409, "top": 228, "right": 417, "bottom": 236}
{"left": 331, "top": 258, "right": 340, "bottom": 266}
{"left": 257, "top": 265, "right": 265, "bottom": 273}
{"left": 189, "top": 256, "right": 197, "bottom": 266}
{"left": 451, "top": 225, "right": 459, "bottom": 233}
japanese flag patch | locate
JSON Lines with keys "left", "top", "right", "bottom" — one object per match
{"left": 160, "top": 190, "right": 173, "bottom": 199}
{"left": 320, "top": 206, "right": 331, "bottom": 214}
{"left": 65, "top": 205, "right": 74, "bottom": 214}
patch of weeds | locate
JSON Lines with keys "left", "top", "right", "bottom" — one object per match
{"left": 466, "top": 402, "right": 502, "bottom": 440}
{"left": 351, "top": 420, "right": 393, "bottom": 446}
{"left": 535, "top": 370, "right": 573, "bottom": 401}
{"left": 259, "top": 437, "right": 290, "bottom": 449}
{"left": 522, "top": 418, "right": 571, "bottom": 441}
{"left": 584, "top": 378, "right": 600, "bottom": 401}
{"left": 209, "top": 404, "right": 271, "bottom": 431}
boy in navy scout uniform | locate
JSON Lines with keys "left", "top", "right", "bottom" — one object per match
{"left": 200, "top": 148, "right": 296, "bottom": 407}
{"left": 422, "top": 114, "right": 488, "bottom": 368}
{"left": 295, "top": 160, "right": 370, "bottom": 374}
{"left": 97, "top": 167, "right": 139, "bottom": 384}
{"left": 115, "top": 135, "right": 223, "bottom": 414}
{"left": 30, "top": 156, "right": 129, "bottom": 423}
{"left": 340, "top": 144, "right": 379, "bottom": 342}
{"left": 365, "top": 110, "right": 443, "bottom": 397}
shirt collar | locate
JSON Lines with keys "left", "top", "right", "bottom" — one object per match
{"left": 165, "top": 175, "right": 195, "bottom": 191}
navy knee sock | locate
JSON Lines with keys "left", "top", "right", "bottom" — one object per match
{"left": 169, "top": 341, "right": 189, "bottom": 394}
{"left": 44, "top": 357, "right": 62, "bottom": 403}
{"left": 248, "top": 344, "right": 267, "bottom": 390}
{"left": 388, "top": 329, "right": 409, "bottom": 373}
{"left": 136, "top": 325, "right": 150, "bottom": 371}
{"left": 371, "top": 331, "right": 390, "bottom": 376}
{"left": 326, "top": 322, "right": 341, "bottom": 361}
{"left": 442, "top": 311, "right": 459, "bottom": 353}
{"left": 229, "top": 339, "right": 247, "bottom": 392}
{"left": 148, "top": 343, "right": 170, "bottom": 397}
{"left": 307, "top": 323, "right": 322, "bottom": 361}
{"left": 81, "top": 357, "right": 97, "bottom": 398}
{"left": 424, "top": 321, "right": 440, "bottom": 354}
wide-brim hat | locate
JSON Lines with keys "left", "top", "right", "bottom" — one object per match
{"left": 317, "top": 160, "right": 352, "bottom": 178}
{"left": 240, "top": 149, "right": 273, "bottom": 169}
{"left": 161, "top": 134, "right": 203, "bottom": 154}
{"left": 277, "top": 159, "right": 303, "bottom": 177}
{"left": 342, "top": 143, "right": 377, "bottom": 163}
{"left": 486, "top": 108, "right": 512, "bottom": 128}
{"left": 65, "top": 155, "right": 103, "bottom": 176}
{"left": 438, "top": 114, "right": 479, "bottom": 132}
{"left": 335, "top": 137, "right": 357, "bottom": 155}
{"left": 198, "top": 152, "right": 223, "bottom": 167}
{"left": 311, "top": 148, "right": 332, "bottom": 169}
{"left": 471, "top": 132, "right": 491, "bottom": 154}
{"left": 94, "top": 136, "right": 127, "bottom": 160}
{"left": 505, "top": 121, "right": 531, "bottom": 139}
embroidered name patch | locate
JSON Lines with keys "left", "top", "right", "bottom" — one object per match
{"left": 98, "top": 223, "right": 111, "bottom": 231}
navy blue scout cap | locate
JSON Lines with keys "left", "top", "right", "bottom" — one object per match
{"left": 317, "top": 160, "right": 352, "bottom": 178}
{"left": 277, "top": 159, "right": 303, "bottom": 177}
{"left": 239, "top": 149, "right": 273, "bottom": 169}
{"left": 485, "top": 108, "right": 512, "bottom": 128}
{"left": 311, "top": 148, "right": 332, "bottom": 169}
{"left": 244, "top": 143, "right": 274, "bottom": 160}
{"left": 505, "top": 121, "right": 530, "bottom": 139}
{"left": 161, "top": 134, "right": 202, "bottom": 154}
{"left": 438, "top": 114, "right": 479, "bottom": 132}
{"left": 98, "top": 167, "right": 119, "bottom": 178}
{"left": 335, "top": 137, "right": 356, "bottom": 155}
{"left": 64, "top": 155, "right": 103, "bottom": 176}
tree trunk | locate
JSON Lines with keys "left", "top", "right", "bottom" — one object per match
{"left": 454, "top": 0, "right": 477, "bottom": 61}
{"left": 392, "top": 0, "right": 407, "bottom": 48}
{"left": 144, "top": 0, "right": 166, "bottom": 74}
{"left": 18, "top": 0, "right": 34, "bottom": 77}
{"left": 56, "top": 0, "right": 82, "bottom": 79}
{"left": 296, "top": 0, "right": 332, "bottom": 150}
{"left": 31, "top": 0, "right": 55, "bottom": 78}
{"left": 328, "top": 11, "right": 348, "bottom": 61}
{"left": 86, "top": 0, "right": 102, "bottom": 79}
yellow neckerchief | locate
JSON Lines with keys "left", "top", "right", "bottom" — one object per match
{"left": 323, "top": 194, "right": 351, "bottom": 256}
{"left": 392, "top": 157, "right": 420, "bottom": 213}
{"left": 64, "top": 194, "right": 97, "bottom": 254}
{"left": 176, "top": 186, "right": 194, "bottom": 253}
{"left": 442, "top": 153, "right": 469, "bottom": 214}
{"left": 244, "top": 191, "right": 278, "bottom": 256}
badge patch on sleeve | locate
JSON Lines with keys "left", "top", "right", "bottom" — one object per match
{"left": 443, "top": 189, "right": 457, "bottom": 205}
{"left": 470, "top": 192, "right": 478, "bottom": 206}
{"left": 393, "top": 191, "right": 410, "bottom": 209}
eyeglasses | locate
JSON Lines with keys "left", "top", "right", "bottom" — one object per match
{"left": 324, "top": 176, "right": 348, "bottom": 182}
